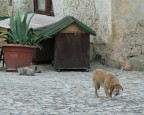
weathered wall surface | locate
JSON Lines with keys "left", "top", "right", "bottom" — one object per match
{"left": 94, "top": 0, "right": 113, "bottom": 65}
{"left": 0, "top": 0, "right": 9, "bottom": 16}
{"left": 0, "top": 0, "right": 33, "bottom": 16}
{"left": 13, "top": 0, "right": 33, "bottom": 14}
{"left": 53, "top": 0, "right": 97, "bottom": 26}
{"left": 52, "top": 0, "right": 64, "bottom": 17}
{"left": 111, "top": 0, "right": 144, "bottom": 70}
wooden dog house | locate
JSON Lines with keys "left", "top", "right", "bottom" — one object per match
{"left": 41, "top": 16, "right": 96, "bottom": 71}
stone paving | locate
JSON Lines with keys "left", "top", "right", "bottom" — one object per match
{"left": 0, "top": 62, "right": 144, "bottom": 115}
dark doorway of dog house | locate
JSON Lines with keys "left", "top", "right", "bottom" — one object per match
{"left": 33, "top": 38, "right": 55, "bottom": 64}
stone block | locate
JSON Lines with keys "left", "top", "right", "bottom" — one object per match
{"left": 124, "top": 45, "right": 141, "bottom": 56}
{"left": 129, "top": 55, "right": 144, "bottom": 71}
{"left": 124, "top": 33, "right": 144, "bottom": 46}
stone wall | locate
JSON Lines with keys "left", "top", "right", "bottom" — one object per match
{"left": 94, "top": 0, "right": 113, "bottom": 65}
{"left": 111, "top": 0, "right": 144, "bottom": 70}
{"left": 13, "top": 0, "right": 33, "bottom": 14}
{"left": 0, "top": 0, "right": 33, "bottom": 16}
{"left": 0, "top": 0, "right": 9, "bottom": 16}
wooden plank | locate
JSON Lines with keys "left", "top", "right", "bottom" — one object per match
{"left": 54, "top": 33, "right": 90, "bottom": 70}
{"left": 61, "top": 23, "right": 85, "bottom": 33}
{"left": 34, "top": 38, "right": 54, "bottom": 63}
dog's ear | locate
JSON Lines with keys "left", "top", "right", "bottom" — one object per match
{"left": 110, "top": 86, "right": 114, "bottom": 92}
{"left": 116, "top": 84, "right": 123, "bottom": 91}
{"left": 110, "top": 86, "right": 114, "bottom": 96}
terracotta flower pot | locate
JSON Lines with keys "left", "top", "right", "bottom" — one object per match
{"left": 2, "top": 44, "right": 36, "bottom": 72}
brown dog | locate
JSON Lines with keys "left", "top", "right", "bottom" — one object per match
{"left": 92, "top": 69, "right": 123, "bottom": 99}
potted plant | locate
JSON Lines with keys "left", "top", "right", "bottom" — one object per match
{"left": 0, "top": 12, "right": 50, "bottom": 71}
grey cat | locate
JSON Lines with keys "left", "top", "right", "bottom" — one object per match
{"left": 17, "top": 66, "right": 41, "bottom": 76}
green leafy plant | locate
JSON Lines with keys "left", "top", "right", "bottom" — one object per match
{"left": 0, "top": 12, "right": 50, "bottom": 49}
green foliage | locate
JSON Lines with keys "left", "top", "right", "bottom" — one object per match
{"left": 0, "top": 12, "right": 50, "bottom": 49}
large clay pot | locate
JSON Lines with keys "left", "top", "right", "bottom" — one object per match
{"left": 2, "top": 44, "right": 36, "bottom": 71}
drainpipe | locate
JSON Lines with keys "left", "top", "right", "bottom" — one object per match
{"left": 8, "top": 0, "right": 13, "bottom": 16}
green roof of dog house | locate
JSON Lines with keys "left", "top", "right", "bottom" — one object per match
{"left": 40, "top": 16, "right": 96, "bottom": 37}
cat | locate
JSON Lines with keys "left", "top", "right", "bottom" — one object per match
{"left": 17, "top": 66, "right": 41, "bottom": 76}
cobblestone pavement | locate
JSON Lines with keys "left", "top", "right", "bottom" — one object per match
{"left": 0, "top": 62, "right": 144, "bottom": 115}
